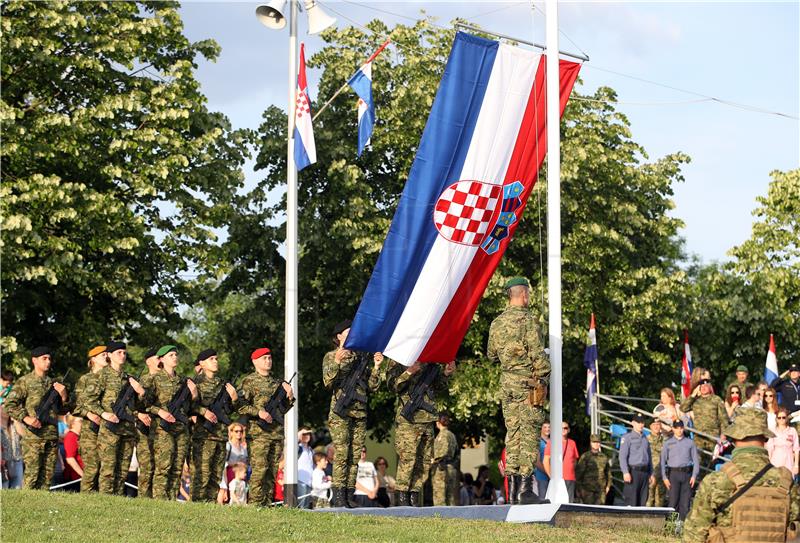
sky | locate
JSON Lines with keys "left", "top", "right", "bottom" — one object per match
{"left": 179, "top": 1, "right": 799, "bottom": 263}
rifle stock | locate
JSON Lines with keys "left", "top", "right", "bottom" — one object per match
{"left": 159, "top": 378, "right": 192, "bottom": 431}
{"left": 333, "top": 352, "right": 371, "bottom": 418}
{"left": 255, "top": 372, "right": 295, "bottom": 431}
{"left": 26, "top": 368, "right": 70, "bottom": 434}
{"left": 399, "top": 364, "right": 440, "bottom": 423}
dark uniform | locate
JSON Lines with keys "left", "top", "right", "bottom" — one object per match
{"left": 660, "top": 422, "right": 699, "bottom": 521}
{"left": 770, "top": 364, "right": 800, "bottom": 430}
{"left": 619, "top": 415, "right": 652, "bottom": 507}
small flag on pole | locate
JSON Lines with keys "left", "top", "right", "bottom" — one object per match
{"left": 680, "top": 330, "right": 693, "bottom": 399}
{"left": 347, "top": 39, "right": 390, "bottom": 156}
{"left": 294, "top": 43, "right": 316, "bottom": 171}
{"left": 763, "top": 334, "right": 779, "bottom": 386}
{"left": 584, "top": 314, "right": 598, "bottom": 415}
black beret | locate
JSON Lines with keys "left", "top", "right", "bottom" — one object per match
{"left": 631, "top": 413, "right": 645, "bottom": 424}
{"left": 333, "top": 319, "right": 353, "bottom": 336}
{"left": 106, "top": 341, "right": 127, "bottom": 352}
{"left": 31, "top": 346, "right": 51, "bottom": 358}
{"left": 143, "top": 348, "right": 159, "bottom": 360}
{"left": 672, "top": 420, "right": 685, "bottom": 428}
{"left": 196, "top": 349, "right": 217, "bottom": 363}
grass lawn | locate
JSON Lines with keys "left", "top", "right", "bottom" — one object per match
{"left": 1, "top": 490, "right": 678, "bottom": 542}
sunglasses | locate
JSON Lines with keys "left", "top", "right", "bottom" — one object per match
{"left": 777, "top": 416, "right": 787, "bottom": 420}
{"left": 764, "top": 394, "right": 774, "bottom": 397}
{"left": 699, "top": 379, "right": 711, "bottom": 385}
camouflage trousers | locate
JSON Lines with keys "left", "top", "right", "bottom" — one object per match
{"left": 328, "top": 412, "right": 366, "bottom": 488}
{"left": 21, "top": 436, "right": 57, "bottom": 490}
{"left": 431, "top": 464, "right": 459, "bottom": 506}
{"left": 190, "top": 437, "right": 226, "bottom": 502}
{"left": 136, "top": 428, "right": 155, "bottom": 498}
{"left": 694, "top": 435, "right": 717, "bottom": 476}
{"left": 97, "top": 426, "right": 136, "bottom": 495}
{"left": 395, "top": 420, "right": 434, "bottom": 493}
{"left": 152, "top": 425, "right": 190, "bottom": 500}
{"left": 248, "top": 433, "right": 283, "bottom": 506}
{"left": 647, "top": 475, "right": 667, "bottom": 507}
{"left": 502, "top": 389, "right": 545, "bottom": 477}
{"left": 79, "top": 426, "right": 100, "bottom": 492}
{"left": 578, "top": 488, "right": 606, "bottom": 505}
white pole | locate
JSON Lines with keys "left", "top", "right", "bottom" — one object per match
{"left": 284, "top": 0, "right": 300, "bottom": 508}
{"left": 544, "top": 0, "right": 569, "bottom": 505}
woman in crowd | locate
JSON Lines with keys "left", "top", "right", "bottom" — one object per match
{"left": 766, "top": 408, "right": 799, "bottom": 479}
{"left": 0, "top": 406, "right": 23, "bottom": 489}
{"left": 762, "top": 387, "right": 780, "bottom": 430}
{"left": 218, "top": 422, "right": 249, "bottom": 504}
{"left": 724, "top": 383, "right": 742, "bottom": 420}
{"left": 374, "top": 456, "right": 395, "bottom": 507}
{"left": 460, "top": 472, "right": 474, "bottom": 506}
{"left": 654, "top": 387, "right": 685, "bottom": 430}
{"left": 472, "top": 465, "right": 496, "bottom": 505}
{"left": 62, "top": 415, "right": 83, "bottom": 491}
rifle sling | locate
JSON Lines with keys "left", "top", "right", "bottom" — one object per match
{"left": 713, "top": 462, "right": 774, "bottom": 515}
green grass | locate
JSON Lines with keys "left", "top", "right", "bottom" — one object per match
{"left": 1, "top": 490, "right": 677, "bottom": 542}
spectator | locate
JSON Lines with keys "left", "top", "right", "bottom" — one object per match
{"left": 177, "top": 462, "right": 191, "bottom": 501}
{"left": 324, "top": 443, "right": 335, "bottom": 478}
{"left": 0, "top": 406, "right": 23, "bottom": 489}
{"left": 755, "top": 381, "right": 769, "bottom": 408}
{"left": 353, "top": 446, "right": 378, "bottom": 507}
{"left": 770, "top": 363, "right": 800, "bottom": 414}
{"left": 274, "top": 453, "right": 285, "bottom": 504}
{"left": 535, "top": 422, "right": 550, "bottom": 498}
{"left": 472, "top": 465, "right": 496, "bottom": 505}
{"left": 766, "top": 408, "right": 799, "bottom": 478}
{"left": 0, "top": 371, "right": 14, "bottom": 406}
{"left": 724, "top": 364, "right": 752, "bottom": 392}
{"left": 739, "top": 385, "right": 761, "bottom": 410}
{"left": 460, "top": 472, "right": 474, "bottom": 506}
{"left": 124, "top": 449, "right": 138, "bottom": 498}
{"left": 228, "top": 463, "right": 249, "bottom": 506}
{"left": 374, "top": 456, "right": 395, "bottom": 507}
{"left": 654, "top": 388, "right": 686, "bottom": 431}
{"left": 498, "top": 448, "right": 507, "bottom": 503}
{"left": 724, "top": 384, "right": 743, "bottom": 420}
{"left": 311, "top": 452, "right": 332, "bottom": 509}
{"left": 297, "top": 428, "right": 314, "bottom": 508}
{"left": 762, "top": 387, "right": 780, "bottom": 431}
{"left": 543, "top": 421, "right": 579, "bottom": 502}
{"left": 62, "top": 415, "right": 83, "bottom": 492}
{"left": 219, "top": 422, "right": 248, "bottom": 504}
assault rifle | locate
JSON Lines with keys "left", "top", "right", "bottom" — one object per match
{"left": 255, "top": 372, "right": 295, "bottom": 431}
{"left": 159, "top": 378, "right": 192, "bottom": 431}
{"left": 201, "top": 372, "right": 239, "bottom": 433}
{"left": 105, "top": 370, "right": 143, "bottom": 435}
{"left": 26, "top": 368, "right": 70, "bottom": 434}
{"left": 333, "top": 352, "right": 371, "bottom": 418}
{"left": 400, "top": 363, "right": 440, "bottom": 423}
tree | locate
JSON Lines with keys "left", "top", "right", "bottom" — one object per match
{"left": 0, "top": 1, "right": 252, "bottom": 373}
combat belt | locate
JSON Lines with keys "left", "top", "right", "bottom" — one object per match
{"left": 522, "top": 375, "right": 548, "bottom": 408}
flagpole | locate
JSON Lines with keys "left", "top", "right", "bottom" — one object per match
{"left": 545, "top": 0, "right": 569, "bottom": 505}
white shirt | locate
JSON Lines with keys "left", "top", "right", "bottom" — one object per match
{"left": 311, "top": 467, "right": 331, "bottom": 499}
{"left": 354, "top": 461, "right": 377, "bottom": 496}
{"left": 298, "top": 443, "right": 314, "bottom": 486}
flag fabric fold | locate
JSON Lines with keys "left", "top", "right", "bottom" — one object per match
{"left": 293, "top": 43, "right": 316, "bottom": 170}
{"left": 680, "top": 330, "right": 693, "bottom": 399}
{"left": 764, "top": 334, "right": 779, "bottom": 385}
{"left": 584, "top": 314, "right": 598, "bottom": 415}
{"left": 347, "top": 40, "right": 389, "bottom": 156}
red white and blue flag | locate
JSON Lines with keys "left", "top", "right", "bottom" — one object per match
{"left": 680, "top": 330, "right": 693, "bottom": 399}
{"left": 348, "top": 39, "right": 390, "bottom": 156}
{"left": 344, "top": 32, "right": 581, "bottom": 365}
{"left": 584, "top": 314, "right": 598, "bottom": 415}
{"left": 763, "top": 334, "right": 779, "bottom": 385}
{"left": 293, "top": 43, "right": 316, "bottom": 171}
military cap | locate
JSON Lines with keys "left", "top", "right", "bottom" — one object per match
{"left": 31, "top": 346, "right": 51, "bottom": 358}
{"left": 143, "top": 348, "right": 159, "bottom": 360}
{"left": 735, "top": 364, "right": 749, "bottom": 373}
{"left": 251, "top": 347, "right": 271, "bottom": 360}
{"left": 332, "top": 320, "right": 352, "bottom": 336}
{"left": 723, "top": 408, "right": 775, "bottom": 440}
{"left": 672, "top": 420, "right": 685, "bottom": 428}
{"left": 88, "top": 345, "right": 107, "bottom": 358}
{"left": 589, "top": 434, "right": 601, "bottom": 443}
{"left": 156, "top": 345, "right": 177, "bottom": 357}
{"left": 631, "top": 413, "right": 645, "bottom": 424}
{"left": 504, "top": 276, "right": 530, "bottom": 290}
{"left": 789, "top": 363, "right": 800, "bottom": 372}
{"left": 106, "top": 341, "right": 126, "bottom": 352}
{"left": 196, "top": 348, "right": 217, "bottom": 363}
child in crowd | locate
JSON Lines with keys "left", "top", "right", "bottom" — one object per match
{"left": 311, "top": 452, "right": 332, "bottom": 509}
{"left": 178, "top": 462, "right": 191, "bottom": 501}
{"left": 229, "top": 463, "right": 249, "bottom": 506}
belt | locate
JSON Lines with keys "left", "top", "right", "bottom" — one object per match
{"left": 668, "top": 466, "right": 693, "bottom": 473}
{"left": 629, "top": 465, "right": 650, "bottom": 472}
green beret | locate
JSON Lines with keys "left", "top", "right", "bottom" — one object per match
{"left": 735, "top": 364, "right": 748, "bottom": 373}
{"left": 504, "top": 276, "right": 530, "bottom": 290}
{"left": 156, "top": 345, "right": 177, "bottom": 357}
{"left": 589, "top": 434, "right": 601, "bottom": 443}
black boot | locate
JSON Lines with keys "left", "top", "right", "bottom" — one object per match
{"left": 346, "top": 487, "right": 359, "bottom": 508}
{"left": 332, "top": 487, "right": 346, "bottom": 508}
{"left": 518, "top": 475, "right": 548, "bottom": 504}
{"left": 396, "top": 490, "right": 409, "bottom": 506}
{"left": 409, "top": 490, "right": 421, "bottom": 507}
{"left": 507, "top": 475, "right": 519, "bottom": 505}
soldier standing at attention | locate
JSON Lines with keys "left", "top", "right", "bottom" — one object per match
{"left": 149, "top": 345, "right": 197, "bottom": 500}
{"left": 619, "top": 413, "right": 654, "bottom": 506}
{"left": 84, "top": 341, "right": 145, "bottom": 495}
{"left": 660, "top": 420, "right": 699, "bottom": 529}
{"left": 431, "top": 412, "right": 459, "bottom": 506}
{"left": 323, "top": 321, "right": 382, "bottom": 508}
{"left": 238, "top": 347, "right": 294, "bottom": 507}
{"left": 646, "top": 419, "right": 667, "bottom": 507}
{"left": 5, "top": 346, "right": 69, "bottom": 490}
{"left": 487, "top": 276, "right": 550, "bottom": 505}
{"left": 682, "top": 408, "right": 799, "bottom": 543}
{"left": 680, "top": 373, "right": 728, "bottom": 473}
{"left": 135, "top": 348, "right": 160, "bottom": 498}
{"left": 388, "top": 359, "right": 455, "bottom": 507}
{"left": 191, "top": 348, "right": 238, "bottom": 502}
{"left": 575, "top": 434, "right": 611, "bottom": 505}
{"left": 74, "top": 345, "right": 108, "bottom": 492}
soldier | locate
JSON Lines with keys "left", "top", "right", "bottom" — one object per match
{"left": 431, "top": 413, "right": 459, "bottom": 506}
{"left": 135, "top": 348, "right": 160, "bottom": 498}
{"left": 646, "top": 419, "right": 667, "bottom": 507}
{"left": 661, "top": 420, "right": 699, "bottom": 527}
{"left": 487, "top": 276, "right": 550, "bottom": 505}
{"left": 575, "top": 434, "right": 611, "bottom": 505}
{"left": 619, "top": 413, "right": 654, "bottom": 506}
{"left": 682, "top": 408, "right": 799, "bottom": 543}
{"left": 84, "top": 341, "right": 145, "bottom": 495}
{"left": 191, "top": 348, "right": 238, "bottom": 502}
{"left": 724, "top": 364, "right": 753, "bottom": 392}
{"left": 148, "top": 345, "right": 198, "bottom": 500}
{"left": 323, "top": 321, "right": 382, "bottom": 508}
{"left": 73, "top": 344, "right": 108, "bottom": 492}
{"left": 388, "top": 360, "right": 454, "bottom": 507}
{"left": 4, "top": 346, "right": 69, "bottom": 489}
{"left": 238, "top": 347, "right": 294, "bottom": 507}
{"left": 680, "top": 375, "right": 728, "bottom": 473}
{"left": 770, "top": 363, "right": 800, "bottom": 429}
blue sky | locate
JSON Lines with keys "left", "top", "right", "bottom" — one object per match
{"left": 180, "top": 1, "right": 799, "bottom": 263}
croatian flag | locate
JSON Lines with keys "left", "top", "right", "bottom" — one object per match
{"left": 293, "top": 43, "right": 316, "bottom": 171}
{"left": 584, "top": 314, "right": 598, "bottom": 415}
{"left": 345, "top": 32, "right": 581, "bottom": 364}
{"left": 680, "top": 330, "right": 693, "bottom": 399}
{"left": 348, "top": 40, "right": 390, "bottom": 156}
{"left": 763, "top": 334, "right": 779, "bottom": 385}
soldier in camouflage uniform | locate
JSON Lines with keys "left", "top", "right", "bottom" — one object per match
{"left": 575, "top": 434, "right": 611, "bottom": 505}
{"left": 431, "top": 412, "right": 459, "bottom": 506}
{"left": 388, "top": 359, "right": 454, "bottom": 507}
{"left": 682, "top": 408, "right": 800, "bottom": 542}
{"left": 237, "top": 347, "right": 294, "bottom": 506}
{"left": 135, "top": 348, "right": 161, "bottom": 498}
{"left": 4, "top": 346, "right": 69, "bottom": 490}
{"left": 73, "top": 345, "right": 108, "bottom": 492}
{"left": 84, "top": 341, "right": 146, "bottom": 495}
{"left": 323, "top": 320, "right": 382, "bottom": 508}
{"left": 487, "top": 277, "right": 550, "bottom": 505}
{"left": 680, "top": 375, "right": 728, "bottom": 474}
{"left": 646, "top": 419, "right": 667, "bottom": 507}
{"left": 190, "top": 348, "right": 238, "bottom": 502}
{"left": 148, "top": 345, "right": 198, "bottom": 500}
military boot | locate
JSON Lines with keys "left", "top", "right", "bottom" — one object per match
{"left": 396, "top": 490, "right": 409, "bottom": 506}
{"left": 332, "top": 487, "right": 346, "bottom": 508}
{"left": 507, "top": 475, "right": 520, "bottom": 505}
{"left": 518, "top": 475, "right": 548, "bottom": 504}
{"left": 346, "top": 487, "right": 360, "bottom": 508}
{"left": 409, "top": 490, "right": 421, "bottom": 507}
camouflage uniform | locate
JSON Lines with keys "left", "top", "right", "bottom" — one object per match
{"left": 680, "top": 394, "right": 728, "bottom": 472}
{"left": 575, "top": 450, "right": 611, "bottom": 505}
{"left": 4, "top": 371, "right": 67, "bottom": 489}
{"left": 431, "top": 427, "right": 459, "bottom": 506}
{"left": 136, "top": 371, "right": 158, "bottom": 498}
{"left": 647, "top": 432, "right": 667, "bottom": 507}
{"left": 148, "top": 371, "right": 191, "bottom": 500}
{"left": 237, "top": 371, "right": 294, "bottom": 506}
{"left": 322, "top": 350, "right": 380, "bottom": 489}
{"left": 487, "top": 305, "right": 549, "bottom": 477}
{"left": 73, "top": 369, "right": 102, "bottom": 492}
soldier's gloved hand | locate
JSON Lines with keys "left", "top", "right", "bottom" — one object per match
{"left": 373, "top": 352, "right": 384, "bottom": 367}
{"left": 334, "top": 348, "right": 350, "bottom": 364}
{"left": 444, "top": 360, "right": 456, "bottom": 376}
{"left": 258, "top": 409, "right": 273, "bottom": 423}
{"left": 406, "top": 362, "right": 422, "bottom": 375}
{"left": 137, "top": 413, "right": 152, "bottom": 427}
{"left": 282, "top": 382, "right": 294, "bottom": 400}
{"left": 225, "top": 383, "right": 238, "bottom": 402}
{"left": 102, "top": 411, "right": 120, "bottom": 424}
{"left": 186, "top": 379, "right": 198, "bottom": 400}
{"left": 204, "top": 410, "right": 218, "bottom": 424}
{"left": 53, "top": 382, "right": 67, "bottom": 401}
{"left": 129, "top": 377, "right": 145, "bottom": 396}
{"left": 23, "top": 415, "right": 41, "bottom": 428}
{"left": 158, "top": 409, "right": 176, "bottom": 424}
{"left": 87, "top": 413, "right": 102, "bottom": 426}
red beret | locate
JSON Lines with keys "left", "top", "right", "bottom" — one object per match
{"left": 251, "top": 347, "right": 271, "bottom": 360}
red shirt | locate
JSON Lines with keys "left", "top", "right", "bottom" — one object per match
{"left": 63, "top": 430, "right": 83, "bottom": 481}
{"left": 274, "top": 468, "right": 284, "bottom": 501}
{"left": 544, "top": 438, "right": 579, "bottom": 481}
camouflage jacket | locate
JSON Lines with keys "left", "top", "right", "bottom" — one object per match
{"left": 682, "top": 447, "right": 800, "bottom": 543}
{"left": 83, "top": 365, "right": 139, "bottom": 437}
{"left": 433, "top": 428, "right": 458, "bottom": 465}
{"left": 4, "top": 370, "right": 68, "bottom": 440}
{"left": 322, "top": 350, "right": 380, "bottom": 420}
{"left": 648, "top": 432, "right": 665, "bottom": 470}
{"left": 487, "top": 306, "right": 549, "bottom": 392}
{"left": 192, "top": 372, "right": 239, "bottom": 442}
{"left": 680, "top": 394, "right": 728, "bottom": 436}
{"left": 237, "top": 371, "right": 294, "bottom": 439}
{"left": 387, "top": 361, "right": 449, "bottom": 424}
{"left": 575, "top": 451, "right": 611, "bottom": 492}
{"left": 147, "top": 370, "right": 192, "bottom": 435}
{"left": 72, "top": 370, "right": 100, "bottom": 418}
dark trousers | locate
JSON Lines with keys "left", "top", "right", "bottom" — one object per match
{"left": 623, "top": 469, "right": 649, "bottom": 506}
{"left": 667, "top": 469, "right": 692, "bottom": 520}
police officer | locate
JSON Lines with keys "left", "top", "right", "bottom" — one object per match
{"left": 487, "top": 276, "right": 549, "bottom": 505}
{"left": 660, "top": 420, "right": 699, "bottom": 526}
{"left": 575, "top": 434, "right": 611, "bottom": 505}
{"left": 619, "top": 413, "right": 653, "bottom": 506}
{"left": 73, "top": 345, "right": 108, "bottom": 492}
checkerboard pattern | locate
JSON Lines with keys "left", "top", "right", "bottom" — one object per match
{"left": 433, "top": 181, "right": 502, "bottom": 245}
{"left": 296, "top": 90, "right": 310, "bottom": 118}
